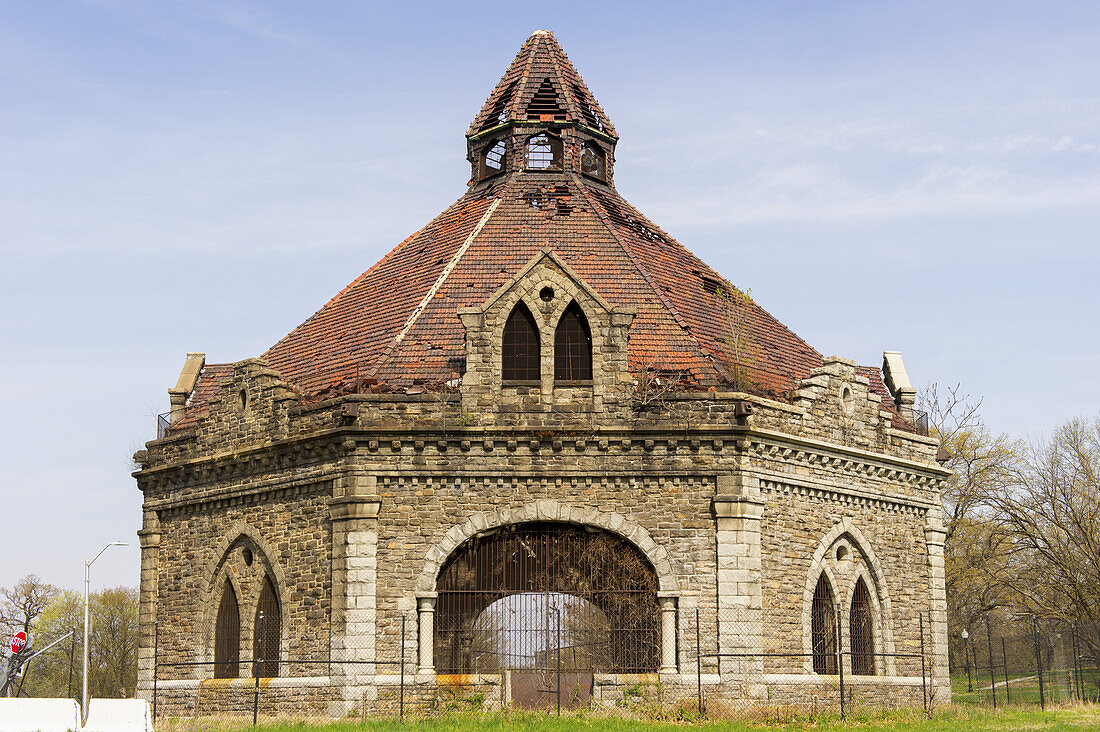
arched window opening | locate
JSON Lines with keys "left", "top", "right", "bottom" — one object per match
{"left": 580, "top": 142, "right": 605, "bottom": 179}
{"left": 253, "top": 576, "right": 281, "bottom": 678}
{"left": 850, "top": 577, "right": 875, "bottom": 675}
{"left": 502, "top": 302, "right": 540, "bottom": 381}
{"left": 526, "top": 133, "right": 562, "bottom": 170}
{"left": 213, "top": 582, "right": 240, "bottom": 679}
{"left": 480, "top": 139, "right": 507, "bottom": 179}
{"left": 811, "top": 574, "right": 837, "bottom": 674}
{"left": 554, "top": 302, "right": 592, "bottom": 381}
{"left": 435, "top": 522, "right": 660, "bottom": 676}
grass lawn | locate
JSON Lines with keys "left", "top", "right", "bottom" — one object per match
{"left": 156, "top": 706, "right": 1100, "bottom": 731}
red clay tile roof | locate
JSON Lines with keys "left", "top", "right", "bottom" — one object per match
{"left": 171, "top": 31, "right": 905, "bottom": 429}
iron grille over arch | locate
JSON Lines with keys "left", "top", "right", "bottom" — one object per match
{"left": 811, "top": 574, "right": 838, "bottom": 674}
{"left": 850, "top": 577, "right": 875, "bottom": 675}
{"left": 434, "top": 522, "right": 660, "bottom": 674}
{"left": 253, "top": 575, "right": 281, "bottom": 678}
{"left": 213, "top": 582, "right": 240, "bottom": 679}
{"left": 502, "top": 302, "right": 541, "bottom": 381}
{"left": 554, "top": 302, "right": 592, "bottom": 381}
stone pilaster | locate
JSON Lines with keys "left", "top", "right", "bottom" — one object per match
{"left": 329, "top": 475, "right": 381, "bottom": 715}
{"left": 136, "top": 510, "right": 160, "bottom": 701}
{"left": 925, "top": 515, "right": 950, "bottom": 702}
{"left": 714, "top": 473, "right": 765, "bottom": 693}
{"left": 658, "top": 594, "right": 678, "bottom": 673}
{"left": 416, "top": 594, "right": 437, "bottom": 674}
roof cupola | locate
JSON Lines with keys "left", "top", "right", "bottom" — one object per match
{"left": 467, "top": 30, "right": 617, "bottom": 185}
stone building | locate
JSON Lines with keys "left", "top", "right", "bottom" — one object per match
{"left": 134, "top": 31, "right": 950, "bottom": 715}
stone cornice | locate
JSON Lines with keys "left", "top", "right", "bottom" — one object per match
{"left": 149, "top": 475, "right": 333, "bottom": 515}
{"left": 758, "top": 476, "right": 934, "bottom": 515}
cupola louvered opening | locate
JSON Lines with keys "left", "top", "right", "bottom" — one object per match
{"left": 526, "top": 133, "right": 563, "bottom": 170}
{"left": 811, "top": 574, "right": 838, "bottom": 674}
{"left": 482, "top": 80, "right": 517, "bottom": 131}
{"left": 526, "top": 78, "right": 565, "bottom": 121}
{"left": 581, "top": 141, "right": 605, "bottom": 179}
{"left": 850, "top": 578, "right": 876, "bottom": 675}
{"left": 480, "top": 139, "right": 507, "bottom": 179}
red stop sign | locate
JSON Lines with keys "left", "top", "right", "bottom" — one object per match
{"left": 10, "top": 631, "right": 26, "bottom": 654}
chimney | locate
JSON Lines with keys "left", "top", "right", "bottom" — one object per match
{"left": 169, "top": 352, "right": 206, "bottom": 425}
{"left": 882, "top": 351, "right": 916, "bottom": 423}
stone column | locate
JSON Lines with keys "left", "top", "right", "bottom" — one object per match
{"left": 925, "top": 516, "right": 950, "bottom": 703}
{"left": 416, "top": 594, "right": 437, "bottom": 674}
{"left": 135, "top": 510, "right": 161, "bottom": 703}
{"left": 329, "top": 475, "right": 381, "bottom": 715}
{"left": 713, "top": 474, "right": 766, "bottom": 695}
{"left": 658, "top": 594, "right": 678, "bottom": 674}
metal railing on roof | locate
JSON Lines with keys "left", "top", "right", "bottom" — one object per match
{"left": 913, "top": 410, "right": 929, "bottom": 437}
{"left": 156, "top": 412, "right": 171, "bottom": 439}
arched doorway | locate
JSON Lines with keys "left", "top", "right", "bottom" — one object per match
{"left": 435, "top": 522, "right": 660, "bottom": 707}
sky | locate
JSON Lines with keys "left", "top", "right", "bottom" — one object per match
{"left": 1, "top": 1, "right": 1098, "bottom": 592}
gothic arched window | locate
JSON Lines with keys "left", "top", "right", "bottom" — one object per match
{"left": 480, "top": 139, "right": 507, "bottom": 179}
{"left": 850, "top": 577, "right": 875, "bottom": 675}
{"left": 526, "top": 133, "right": 562, "bottom": 170}
{"left": 811, "top": 574, "right": 838, "bottom": 674}
{"left": 213, "top": 582, "right": 240, "bottom": 679}
{"left": 554, "top": 302, "right": 592, "bottom": 381}
{"left": 502, "top": 302, "right": 541, "bottom": 381}
{"left": 253, "top": 576, "right": 281, "bottom": 678}
{"left": 581, "top": 141, "right": 605, "bottom": 179}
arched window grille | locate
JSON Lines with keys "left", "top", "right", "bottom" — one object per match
{"left": 580, "top": 141, "right": 605, "bottom": 179}
{"left": 502, "top": 302, "right": 541, "bottom": 381}
{"left": 213, "top": 582, "right": 240, "bottom": 679}
{"left": 554, "top": 302, "right": 592, "bottom": 381}
{"left": 811, "top": 574, "right": 838, "bottom": 674}
{"left": 526, "top": 133, "right": 562, "bottom": 170}
{"left": 480, "top": 139, "right": 507, "bottom": 179}
{"left": 435, "top": 522, "right": 660, "bottom": 674}
{"left": 850, "top": 577, "right": 875, "bottom": 675}
{"left": 253, "top": 576, "right": 281, "bottom": 678}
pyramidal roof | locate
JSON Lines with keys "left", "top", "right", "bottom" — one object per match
{"left": 176, "top": 31, "right": 904, "bottom": 427}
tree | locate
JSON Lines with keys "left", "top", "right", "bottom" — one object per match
{"left": 19, "top": 590, "right": 82, "bottom": 699}
{"left": 921, "top": 384, "right": 1020, "bottom": 652}
{"left": 0, "top": 574, "right": 59, "bottom": 640}
{"left": 990, "top": 416, "right": 1100, "bottom": 655}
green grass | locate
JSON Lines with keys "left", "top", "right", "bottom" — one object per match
{"left": 155, "top": 706, "right": 1100, "bottom": 732}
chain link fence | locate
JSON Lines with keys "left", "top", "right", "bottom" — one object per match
{"left": 952, "top": 613, "right": 1099, "bottom": 709}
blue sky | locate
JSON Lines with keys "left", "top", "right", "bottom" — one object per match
{"left": 2, "top": 1, "right": 1098, "bottom": 591}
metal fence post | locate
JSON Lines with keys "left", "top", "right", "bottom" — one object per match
{"left": 1033, "top": 617, "right": 1045, "bottom": 710}
{"left": 67, "top": 626, "right": 77, "bottom": 700}
{"left": 254, "top": 610, "right": 264, "bottom": 727}
{"left": 556, "top": 609, "right": 561, "bottom": 717}
{"left": 1072, "top": 625, "right": 1083, "bottom": 702}
{"left": 1001, "top": 635, "right": 1011, "bottom": 705}
{"left": 836, "top": 609, "right": 845, "bottom": 720}
{"left": 152, "top": 621, "right": 159, "bottom": 723}
{"left": 919, "top": 612, "right": 928, "bottom": 714}
{"left": 695, "top": 607, "right": 703, "bottom": 717}
{"left": 400, "top": 613, "right": 405, "bottom": 720}
{"left": 971, "top": 636, "right": 982, "bottom": 704}
{"left": 985, "top": 615, "right": 997, "bottom": 709}
{"left": 964, "top": 633, "right": 973, "bottom": 692}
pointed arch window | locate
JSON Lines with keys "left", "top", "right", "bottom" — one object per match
{"left": 554, "top": 302, "right": 592, "bottom": 381}
{"left": 479, "top": 139, "right": 507, "bottom": 180}
{"left": 526, "top": 133, "right": 562, "bottom": 170}
{"left": 850, "top": 577, "right": 875, "bottom": 675}
{"left": 502, "top": 302, "right": 541, "bottom": 381}
{"left": 581, "top": 141, "right": 605, "bottom": 179}
{"left": 213, "top": 582, "right": 240, "bottom": 679}
{"left": 811, "top": 574, "right": 838, "bottom": 674}
{"left": 253, "top": 576, "right": 281, "bottom": 678}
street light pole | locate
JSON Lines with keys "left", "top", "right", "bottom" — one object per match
{"left": 83, "top": 541, "right": 127, "bottom": 720}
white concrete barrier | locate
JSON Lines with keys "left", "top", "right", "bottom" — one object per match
{"left": 81, "top": 700, "right": 153, "bottom": 732}
{"left": 0, "top": 698, "right": 81, "bottom": 732}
